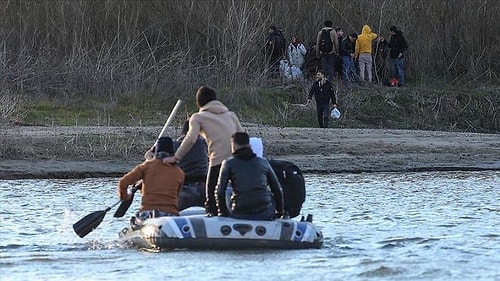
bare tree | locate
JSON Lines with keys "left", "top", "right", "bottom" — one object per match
{"left": 0, "top": 0, "right": 497, "bottom": 99}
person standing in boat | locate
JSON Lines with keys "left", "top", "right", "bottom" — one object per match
{"left": 216, "top": 132, "right": 284, "bottom": 221}
{"left": 118, "top": 136, "right": 184, "bottom": 222}
{"left": 163, "top": 86, "right": 244, "bottom": 217}
{"left": 174, "top": 120, "right": 209, "bottom": 211}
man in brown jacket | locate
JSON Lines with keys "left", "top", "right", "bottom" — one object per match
{"left": 118, "top": 136, "right": 184, "bottom": 221}
{"left": 163, "top": 86, "right": 244, "bottom": 216}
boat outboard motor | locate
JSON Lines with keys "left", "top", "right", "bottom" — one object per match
{"left": 269, "top": 159, "right": 306, "bottom": 218}
{"left": 300, "top": 214, "right": 314, "bottom": 222}
{"left": 306, "top": 214, "right": 313, "bottom": 222}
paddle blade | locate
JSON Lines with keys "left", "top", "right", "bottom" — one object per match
{"left": 73, "top": 210, "right": 107, "bottom": 238}
{"left": 113, "top": 195, "right": 134, "bottom": 218}
{"left": 114, "top": 185, "right": 140, "bottom": 218}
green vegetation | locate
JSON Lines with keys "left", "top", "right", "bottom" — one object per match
{"left": 7, "top": 83, "right": 499, "bottom": 133}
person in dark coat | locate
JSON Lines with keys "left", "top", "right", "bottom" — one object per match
{"left": 339, "top": 33, "right": 358, "bottom": 85}
{"left": 175, "top": 120, "right": 208, "bottom": 211}
{"left": 265, "top": 26, "right": 286, "bottom": 78}
{"left": 388, "top": 26, "right": 409, "bottom": 86}
{"left": 216, "top": 132, "right": 284, "bottom": 221}
{"left": 307, "top": 70, "right": 337, "bottom": 128}
{"left": 304, "top": 41, "right": 320, "bottom": 78}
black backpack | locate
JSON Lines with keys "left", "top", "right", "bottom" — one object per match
{"left": 319, "top": 29, "right": 333, "bottom": 53}
{"left": 269, "top": 159, "right": 306, "bottom": 218}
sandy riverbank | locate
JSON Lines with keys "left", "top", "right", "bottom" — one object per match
{"left": 1, "top": 125, "right": 499, "bottom": 179}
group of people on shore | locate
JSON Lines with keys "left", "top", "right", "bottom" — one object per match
{"left": 266, "top": 20, "right": 408, "bottom": 129}
{"left": 265, "top": 25, "right": 308, "bottom": 79}
{"left": 118, "top": 86, "right": 285, "bottom": 223}
{"left": 265, "top": 21, "right": 408, "bottom": 87}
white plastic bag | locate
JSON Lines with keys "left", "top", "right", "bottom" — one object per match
{"left": 279, "top": 60, "right": 290, "bottom": 78}
{"left": 280, "top": 60, "right": 303, "bottom": 80}
{"left": 289, "top": 66, "right": 303, "bottom": 80}
{"left": 331, "top": 108, "right": 341, "bottom": 119}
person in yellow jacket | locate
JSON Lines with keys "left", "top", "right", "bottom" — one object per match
{"left": 354, "top": 25, "right": 378, "bottom": 83}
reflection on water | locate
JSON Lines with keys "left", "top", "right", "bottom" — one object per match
{"left": 0, "top": 171, "right": 499, "bottom": 280}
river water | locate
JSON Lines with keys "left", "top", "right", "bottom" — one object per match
{"left": 0, "top": 171, "right": 499, "bottom": 281}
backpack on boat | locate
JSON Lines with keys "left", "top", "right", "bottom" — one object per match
{"left": 269, "top": 159, "right": 306, "bottom": 218}
{"left": 319, "top": 29, "right": 333, "bottom": 54}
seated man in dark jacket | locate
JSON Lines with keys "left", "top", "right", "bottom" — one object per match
{"left": 175, "top": 120, "right": 208, "bottom": 211}
{"left": 216, "top": 132, "right": 284, "bottom": 220}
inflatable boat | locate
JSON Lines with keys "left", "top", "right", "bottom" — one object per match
{"left": 117, "top": 159, "right": 323, "bottom": 250}
{"left": 119, "top": 208, "right": 323, "bottom": 251}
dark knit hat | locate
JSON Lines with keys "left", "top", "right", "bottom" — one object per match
{"left": 153, "top": 137, "right": 174, "bottom": 154}
{"left": 390, "top": 26, "right": 398, "bottom": 32}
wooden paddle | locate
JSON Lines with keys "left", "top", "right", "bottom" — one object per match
{"left": 72, "top": 99, "right": 182, "bottom": 238}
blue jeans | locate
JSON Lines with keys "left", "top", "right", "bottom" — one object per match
{"left": 341, "top": 55, "right": 356, "bottom": 84}
{"left": 135, "top": 210, "right": 177, "bottom": 225}
{"left": 391, "top": 57, "right": 405, "bottom": 85}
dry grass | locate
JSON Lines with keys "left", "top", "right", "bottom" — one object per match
{"left": 0, "top": 1, "right": 498, "bottom": 137}
{"left": 0, "top": 126, "right": 172, "bottom": 160}
{"left": 0, "top": 89, "right": 25, "bottom": 125}
{"left": 1, "top": 0, "right": 497, "bottom": 103}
